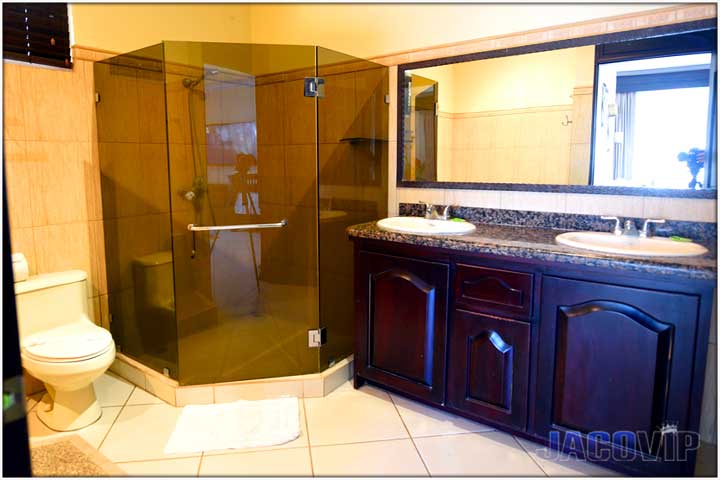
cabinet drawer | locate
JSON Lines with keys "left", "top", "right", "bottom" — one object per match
{"left": 454, "top": 264, "right": 533, "bottom": 319}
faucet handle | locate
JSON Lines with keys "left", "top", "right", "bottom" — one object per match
{"left": 419, "top": 201, "right": 434, "bottom": 218}
{"left": 640, "top": 218, "right": 666, "bottom": 238}
{"left": 440, "top": 205, "right": 454, "bottom": 220}
{"left": 601, "top": 216, "right": 622, "bottom": 236}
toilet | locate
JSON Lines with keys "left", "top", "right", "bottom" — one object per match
{"left": 14, "top": 270, "right": 115, "bottom": 431}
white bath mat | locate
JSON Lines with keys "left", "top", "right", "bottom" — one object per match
{"left": 164, "top": 397, "right": 300, "bottom": 455}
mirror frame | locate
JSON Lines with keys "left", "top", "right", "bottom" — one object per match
{"left": 396, "top": 19, "right": 718, "bottom": 198}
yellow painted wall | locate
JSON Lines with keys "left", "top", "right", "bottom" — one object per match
{"left": 70, "top": 4, "right": 252, "bottom": 53}
{"left": 247, "top": 4, "right": 668, "bottom": 59}
{"left": 71, "top": 3, "right": 667, "bottom": 57}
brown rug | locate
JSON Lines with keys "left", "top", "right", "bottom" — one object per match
{"left": 30, "top": 435, "right": 125, "bottom": 477}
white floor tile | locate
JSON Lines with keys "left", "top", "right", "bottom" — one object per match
{"left": 204, "top": 400, "right": 309, "bottom": 456}
{"left": 94, "top": 372, "right": 134, "bottom": 407}
{"left": 516, "top": 437, "right": 621, "bottom": 477}
{"left": 199, "top": 447, "right": 312, "bottom": 476}
{"left": 414, "top": 431, "right": 545, "bottom": 476}
{"left": 99, "top": 403, "right": 185, "bottom": 462}
{"left": 27, "top": 406, "right": 121, "bottom": 449}
{"left": 125, "top": 387, "right": 164, "bottom": 406}
{"left": 312, "top": 439, "right": 428, "bottom": 476}
{"left": 391, "top": 393, "right": 495, "bottom": 437}
{"left": 116, "top": 456, "right": 201, "bottom": 476}
{"left": 304, "top": 383, "right": 408, "bottom": 446}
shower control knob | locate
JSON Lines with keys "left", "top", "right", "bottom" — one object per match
{"left": 184, "top": 190, "right": 196, "bottom": 201}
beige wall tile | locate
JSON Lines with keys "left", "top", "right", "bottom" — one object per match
{"left": 176, "top": 386, "right": 214, "bottom": 406}
{"left": 32, "top": 222, "right": 93, "bottom": 289}
{"left": 9, "top": 227, "right": 36, "bottom": 275}
{"left": 396, "top": 187, "right": 445, "bottom": 206}
{"left": 445, "top": 189, "right": 502, "bottom": 209}
{"left": 214, "top": 380, "right": 303, "bottom": 403}
{"left": 99, "top": 294, "right": 110, "bottom": 331}
{"left": 89, "top": 220, "right": 108, "bottom": 297}
{"left": 85, "top": 141, "right": 104, "bottom": 221}
{"left": 3, "top": 62, "right": 26, "bottom": 140}
{"left": 4, "top": 140, "right": 34, "bottom": 229}
{"left": 643, "top": 197, "right": 717, "bottom": 223}
{"left": 26, "top": 141, "right": 90, "bottom": 226}
{"left": 565, "top": 193, "right": 644, "bottom": 218}
{"left": 20, "top": 61, "right": 92, "bottom": 142}
{"left": 500, "top": 191, "right": 566, "bottom": 212}
{"left": 89, "top": 296, "right": 101, "bottom": 325}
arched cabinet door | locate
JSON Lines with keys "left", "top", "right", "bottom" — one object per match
{"left": 447, "top": 310, "right": 530, "bottom": 429}
{"left": 355, "top": 251, "right": 449, "bottom": 404}
{"left": 535, "top": 276, "right": 699, "bottom": 466}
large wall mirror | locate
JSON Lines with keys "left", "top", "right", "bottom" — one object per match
{"left": 398, "top": 21, "right": 717, "bottom": 197}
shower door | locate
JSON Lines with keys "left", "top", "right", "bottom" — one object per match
{"left": 164, "top": 42, "right": 321, "bottom": 385}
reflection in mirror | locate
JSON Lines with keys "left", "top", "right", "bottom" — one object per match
{"left": 402, "top": 46, "right": 597, "bottom": 184}
{"left": 592, "top": 53, "right": 712, "bottom": 189}
{"left": 399, "top": 25, "right": 717, "bottom": 193}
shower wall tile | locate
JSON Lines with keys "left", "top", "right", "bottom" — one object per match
{"left": 319, "top": 72, "right": 355, "bottom": 143}
{"left": 283, "top": 78, "right": 316, "bottom": 146}
{"left": 256, "top": 82, "right": 286, "bottom": 146}
{"left": 94, "top": 62, "right": 140, "bottom": 143}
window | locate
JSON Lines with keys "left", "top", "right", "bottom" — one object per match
{"left": 3, "top": 3, "right": 71, "bottom": 69}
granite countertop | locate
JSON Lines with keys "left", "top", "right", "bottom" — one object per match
{"left": 347, "top": 221, "right": 717, "bottom": 281}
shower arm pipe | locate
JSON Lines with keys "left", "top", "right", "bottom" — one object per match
{"left": 187, "top": 219, "right": 288, "bottom": 231}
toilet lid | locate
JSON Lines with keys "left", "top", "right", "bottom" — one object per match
{"left": 22, "top": 325, "right": 113, "bottom": 363}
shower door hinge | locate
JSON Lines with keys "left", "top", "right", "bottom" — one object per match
{"left": 95, "top": 92, "right": 101, "bottom": 103}
{"left": 384, "top": 94, "right": 391, "bottom": 104}
{"left": 308, "top": 328, "right": 327, "bottom": 348}
{"left": 304, "top": 77, "right": 325, "bottom": 98}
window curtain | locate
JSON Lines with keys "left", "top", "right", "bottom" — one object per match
{"left": 613, "top": 92, "right": 636, "bottom": 180}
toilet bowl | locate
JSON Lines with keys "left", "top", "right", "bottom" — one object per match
{"left": 15, "top": 270, "right": 116, "bottom": 431}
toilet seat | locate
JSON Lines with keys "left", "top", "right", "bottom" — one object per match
{"left": 22, "top": 324, "right": 113, "bottom": 363}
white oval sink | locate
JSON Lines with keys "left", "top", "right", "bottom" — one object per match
{"left": 377, "top": 216, "right": 476, "bottom": 235}
{"left": 556, "top": 231, "right": 708, "bottom": 257}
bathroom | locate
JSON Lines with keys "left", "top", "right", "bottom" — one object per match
{"left": 2, "top": 2, "right": 717, "bottom": 477}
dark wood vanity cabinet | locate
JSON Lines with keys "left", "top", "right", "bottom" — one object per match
{"left": 535, "top": 276, "right": 702, "bottom": 474}
{"left": 447, "top": 309, "right": 530, "bottom": 430}
{"left": 355, "top": 250, "right": 449, "bottom": 404}
{"left": 352, "top": 238, "right": 714, "bottom": 476}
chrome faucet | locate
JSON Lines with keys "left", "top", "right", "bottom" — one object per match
{"left": 601, "top": 216, "right": 623, "bottom": 236}
{"left": 622, "top": 219, "right": 639, "bottom": 237}
{"left": 420, "top": 202, "right": 452, "bottom": 220}
{"left": 640, "top": 218, "right": 665, "bottom": 238}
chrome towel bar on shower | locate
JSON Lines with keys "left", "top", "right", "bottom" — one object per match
{"left": 187, "top": 219, "right": 288, "bottom": 231}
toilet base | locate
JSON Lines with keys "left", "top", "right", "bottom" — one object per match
{"left": 36, "top": 384, "right": 102, "bottom": 432}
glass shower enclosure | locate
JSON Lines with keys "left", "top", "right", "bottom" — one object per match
{"left": 95, "top": 42, "right": 388, "bottom": 385}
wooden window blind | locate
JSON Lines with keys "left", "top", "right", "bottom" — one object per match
{"left": 3, "top": 3, "right": 72, "bottom": 68}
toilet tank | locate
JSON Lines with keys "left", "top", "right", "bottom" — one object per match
{"left": 133, "top": 251, "right": 175, "bottom": 312}
{"left": 14, "top": 270, "right": 90, "bottom": 340}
